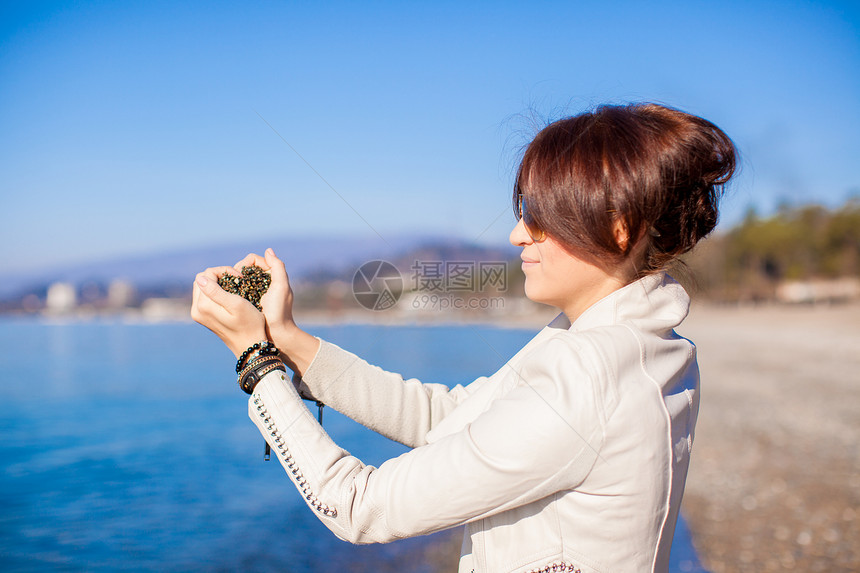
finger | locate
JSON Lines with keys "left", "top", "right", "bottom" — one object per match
{"left": 191, "top": 279, "right": 230, "bottom": 325}
{"left": 203, "top": 266, "right": 237, "bottom": 279}
{"left": 190, "top": 280, "right": 202, "bottom": 321}
{"left": 192, "top": 282, "right": 215, "bottom": 316}
{"left": 234, "top": 253, "right": 268, "bottom": 271}
{"left": 264, "top": 248, "right": 289, "bottom": 283}
{"left": 196, "top": 273, "right": 245, "bottom": 312}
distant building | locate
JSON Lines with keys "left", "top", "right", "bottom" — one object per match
{"left": 776, "top": 278, "right": 860, "bottom": 304}
{"left": 141, "top": 298, "right": 190, "bottom": 321}
{"left": 107, "top": 280, "right": 137, "bottom": 309}
{"left": 45, "top": 283, "right": 77, "bottom": 313}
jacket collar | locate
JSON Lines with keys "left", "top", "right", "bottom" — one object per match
{"left": 546, "top": 272, "right": 690, "bottom": 335}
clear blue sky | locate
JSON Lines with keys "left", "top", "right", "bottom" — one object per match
{"left": 2, "top": 0, "right": 858, "bottom": 274}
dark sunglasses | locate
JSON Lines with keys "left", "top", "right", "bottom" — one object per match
{"left": 517, "top": 193, "right": 547, "bottom": 242}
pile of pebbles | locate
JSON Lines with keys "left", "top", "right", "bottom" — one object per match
{"left": 218, "top": 265, "right": 271, "bottom": 311}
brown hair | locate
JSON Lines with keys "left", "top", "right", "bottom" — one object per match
{"left": 514, "top": 102, "right": 737, "bottom": 274}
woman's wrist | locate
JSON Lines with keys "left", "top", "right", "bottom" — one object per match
{"left": 268, "top": 323, "right": 320, "bottom": 377}
{"left": 236, "top": 340, "right": 279, "bottom": 373}
{"left": 228, "top": 327, "right": 269, "bottom": 359}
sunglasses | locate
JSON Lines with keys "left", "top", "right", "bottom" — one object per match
{"left": 517, "top": 193, "right": 547, "bottom": 242}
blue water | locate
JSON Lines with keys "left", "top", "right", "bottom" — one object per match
{"left": 0, "top": 318, "right": 706, "bottom": 572}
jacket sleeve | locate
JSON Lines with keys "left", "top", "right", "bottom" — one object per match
{"left": 248, "top": 337, "right": 605, "bottom": 545}
{"left": 293, "top": 338, "right": 491, "bottom": 448}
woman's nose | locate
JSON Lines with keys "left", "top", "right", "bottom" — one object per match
{"left": 510, "top": 218, "right": 532, "bottom": 247}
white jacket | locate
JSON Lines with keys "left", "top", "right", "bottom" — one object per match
{"left": 248, "top": 273, "right": 699, "bottom": 572}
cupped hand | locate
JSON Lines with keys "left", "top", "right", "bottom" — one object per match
{"left": 191, "top": 265, "right": 268, "bottom": 358}
{"left": 232, "top": 248, "right": 298, "bottom": 340}
{"left": 230, "top": 249, "right": 320, "bottom": 375}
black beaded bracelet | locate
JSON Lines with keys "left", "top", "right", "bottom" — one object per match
{"left": 236, "top": 341, "right": 279, "bottom": 373}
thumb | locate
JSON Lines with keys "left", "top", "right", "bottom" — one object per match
{"left": 265, "top": 248, "right": 289, "bottom": 282}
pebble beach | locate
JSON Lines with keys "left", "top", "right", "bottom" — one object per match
{"left": 678, "top": 303, "right": 860, "bottom": 572}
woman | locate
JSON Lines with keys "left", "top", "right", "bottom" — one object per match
{"left": 192, "top": 102, "right": 736, "bottom": 573}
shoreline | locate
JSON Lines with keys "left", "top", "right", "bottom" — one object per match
{"left": 2, "top": 300, "right": 562, "bottom": 331}
{"left": 15, "top": 298, "right": 860, "bottom": 330}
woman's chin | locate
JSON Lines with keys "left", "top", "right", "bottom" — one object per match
{"left": 522, "top": 281, "right": 545, "bottom": 306}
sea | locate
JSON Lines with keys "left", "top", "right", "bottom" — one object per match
{"left": 0, "top": 318, "right": 707, "bottom": 572}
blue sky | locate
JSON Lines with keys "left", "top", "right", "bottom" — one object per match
{"left": 1, "top": 1, "right": 858, "bottom": 274}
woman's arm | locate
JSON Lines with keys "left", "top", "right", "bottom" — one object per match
{"left": 295, "top": 338, "right": 489, "bottom": 448}
{"left": 248, "top": 336, "right": 605, "bottom": 544}
{"left": 193, "top": 256, "right": 605, "bottom": 543}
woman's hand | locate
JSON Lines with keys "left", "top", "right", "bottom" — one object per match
{"left": 191, "top": 266, "right": 268, "bottom": 358}
{"left": 232, "top": 248, "right": 320, "bottom": 376}
{"left": 232, "top": 248, "right": 297, "bottom": 337}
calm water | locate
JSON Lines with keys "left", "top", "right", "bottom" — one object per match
{"left": 0, "top": 318, "right": 706, "bottom": 572}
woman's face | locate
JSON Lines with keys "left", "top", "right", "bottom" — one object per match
{"left": 509, "top": 217, "right": 629, "bottom": 322}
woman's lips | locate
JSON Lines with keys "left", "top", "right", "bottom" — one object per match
{"left": 521, "top": 256, "right": 539, "bottom": 267}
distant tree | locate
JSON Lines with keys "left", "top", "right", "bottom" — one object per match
{"left": 684, "top": 199, "right": 860, "bottom": 301}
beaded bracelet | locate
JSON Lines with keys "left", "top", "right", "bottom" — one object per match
{"left": 236, "top": 341, "right": 279, "bottom": 373}
{"left": 243, "top": 348, "right": 264, "bottom": 366}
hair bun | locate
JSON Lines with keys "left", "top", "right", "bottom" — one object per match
{"left": 648, "top": 106, "right": 737, "bottom": 267}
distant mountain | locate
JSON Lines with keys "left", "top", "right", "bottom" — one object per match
{"left": 0, "top": 233, "right": 518, "bottom": 299}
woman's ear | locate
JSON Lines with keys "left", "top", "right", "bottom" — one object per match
{"left": 612, "top": 219, "right": 630, "bottom": 252}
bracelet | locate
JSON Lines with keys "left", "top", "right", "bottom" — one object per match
{"left": 242, "top": 348, "right": 264, "bottom": 367}
{"left": 239, "top": 359, "right": 287, "bottom": 394}
{"left": 237, "top": 354, "right": 282, "bottom": 385}
{"left": 236, "top": 340, "right": 279, "bottom": 373}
